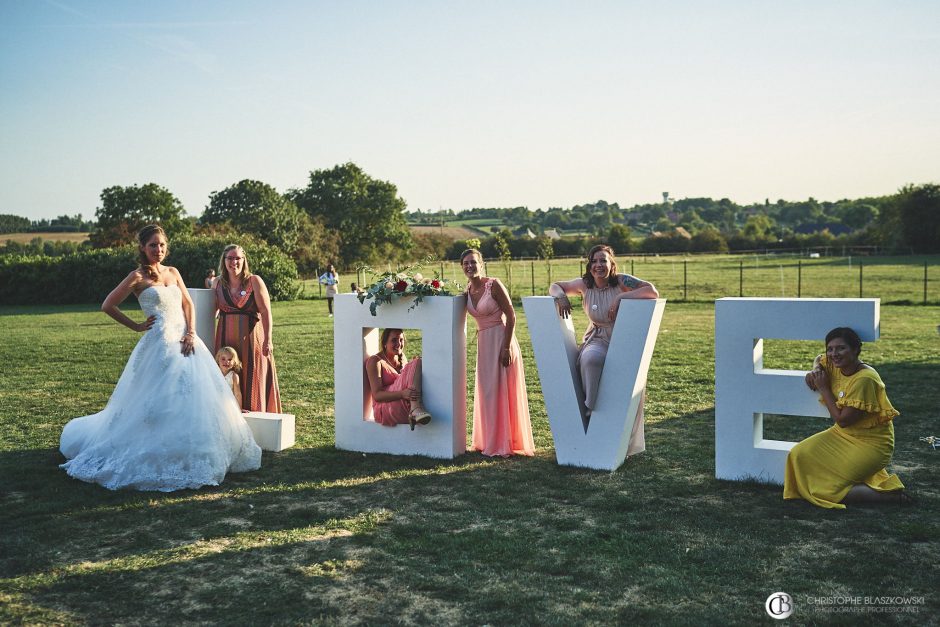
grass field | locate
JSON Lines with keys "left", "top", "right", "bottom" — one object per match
{"left": 310, "top": 254, "right": 940, "bottom": 306}
{"left": 1, "top": 232, "right": 90, "bottom": 244}
{"left": 1, "top": 299, "right": 937, "bottom": 624}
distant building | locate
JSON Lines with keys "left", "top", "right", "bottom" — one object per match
{"left": 674, "top": 226, "right": 692, "bottom": 239}
{"left": 543, "top": 228, "right": 562, "bottom": 240}
{"left": 513, "top": 226, "right": 537, "bottom": 239}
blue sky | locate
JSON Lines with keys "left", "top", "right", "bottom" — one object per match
{"left": 1, "top": 0, "right": 938, "bottom": 221}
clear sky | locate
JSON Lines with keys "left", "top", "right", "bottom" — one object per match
{"left": 1, "top": 0, "right": 938, "bottom": 222}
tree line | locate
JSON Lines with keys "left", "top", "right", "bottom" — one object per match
{"left": 2, "top": 162, "right": 938, "bottom": 276}
{"left": 408, "top": 184, "right": 940, "bottom": 257}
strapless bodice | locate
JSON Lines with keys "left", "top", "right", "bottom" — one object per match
{"left": 138, "top": 284, "right": 186, "bottom": 338}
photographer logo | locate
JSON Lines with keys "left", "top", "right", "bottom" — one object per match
{"left": 766, "top": 592, "right": 794, "bottom": 619}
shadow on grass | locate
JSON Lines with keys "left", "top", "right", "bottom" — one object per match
{"left": 3, "top": 396, "right": 938, "bottom": 622}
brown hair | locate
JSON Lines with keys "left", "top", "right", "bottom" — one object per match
{"left": 460, "top": 248, "right": 482, "bottom": 263}
{"left": 379, "top": 328, "right": 407, "bottom": 368}
{"left": 825, "top": 327, "right": 862, "bottom": 355}
{"left": 217, "top": 244, "right": 253, "bottom": 289}
{"left": 582, "top": 244, "right": 619, "bottom": 289}
{"left": 137, "top": 224, "right": 167, "bottom": 283}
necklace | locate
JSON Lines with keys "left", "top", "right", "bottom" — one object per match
{"left": 379, "top": 351, "right": 402, "bottom": 373}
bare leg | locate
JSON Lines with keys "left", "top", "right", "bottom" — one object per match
{"left": 842, "top": 484, "right": 905, "bottom": 505}
{"left": 408, "top": 359, "right": 431, "bottom": 425}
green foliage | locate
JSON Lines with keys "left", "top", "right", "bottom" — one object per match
{"left": 536, "top": 236, "right": 554, "bottom": 260}
{"left": 895, "top": 183, "right": 940, "bottom": 253}
{"left": 409, "top": 232, "right": 452, "bottom": 263}
{"left": 0, "top": 235, "right": 299, "bottom": 305}
{"left": 356, "top": 259, "right": 456, "bottom": 316}
{"left": 606, "top": 224, "right": 633, "bottom": 253}
{"left": 494, "top": 231, "right": 511, "bottom": 262}
{"left": 202, "top": 180, "right": 304, "bottom": 253}
{"left": 289, "top": 162, "right": 412, "bottom": 265}
{"left": 29, "top": 214, "right": 95, "bottom": 232}
{"left": 740, "top": 213, "right": 776, "bottom": 241}
{"left": 0, "top": 237, "right": 87, "bottom": 257}
{"left": 689, "top": 228, "right": 728, "bottom": 253}
{"left": 642, "top": 231, "right": 691, "bottom": 254}
{"left": 90, "top": 183, "right": 192, "bottom": 248}
{"left": 0, "top": 214, "right": 31, "bottom": 233}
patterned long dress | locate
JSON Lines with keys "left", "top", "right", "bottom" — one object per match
{"left": 215, "top": 280, "right": 282, "bottom": 413}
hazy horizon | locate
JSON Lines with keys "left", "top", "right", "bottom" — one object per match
{"left": 2, "top": 1, "right": 938, "bottom": 222}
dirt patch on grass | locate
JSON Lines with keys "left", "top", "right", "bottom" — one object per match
{"left": 410, "top": 225, "right": 484, "bottom": 240}
{"left": 2, "top": 232, "right": 89, "bottom": 243}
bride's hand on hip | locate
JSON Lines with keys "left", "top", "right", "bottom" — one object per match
{"left": 135, "top": 315, "right": 157, "bottom": 332}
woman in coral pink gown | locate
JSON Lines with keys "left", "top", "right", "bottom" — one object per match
{"left": 461, "top": 249, "right": 535, "bottom": 457}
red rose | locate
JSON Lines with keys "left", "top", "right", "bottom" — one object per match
{"left": 431, "top": 279, "right": 441, "bottom": 288}
{"left": 395, "top": 280, "right": 408, "bottom": 292}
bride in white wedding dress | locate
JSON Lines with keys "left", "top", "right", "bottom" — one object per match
{"left": 60, "top": 225, "right": 261, "bottom": 491}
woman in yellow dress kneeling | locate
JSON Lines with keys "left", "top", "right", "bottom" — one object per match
{"left": 783, "top": 327, "right": 908, "bottom": 509}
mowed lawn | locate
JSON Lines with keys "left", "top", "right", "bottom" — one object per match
{"left": 0, "top": 300, "right": 937, "bottom": 624}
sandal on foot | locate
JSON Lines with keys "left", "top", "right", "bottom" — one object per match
{"left": 409, "top": 408, "right": 431, "bottom": 427}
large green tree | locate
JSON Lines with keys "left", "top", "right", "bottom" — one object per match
{"left": 895, "top": 183, "right": 940, "bottom": 253}
{"left": 202, "top": 179, "right": 304, "bottom": 253}
{"left": 288, "top": 162, "right": 412, "bottom": 264}
{"left": 91, "top": 183, "right": 191, "bottom": 247}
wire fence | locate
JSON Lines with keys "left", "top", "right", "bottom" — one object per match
{"left": 304, "top": 254, "right": 939, "bottom": 305}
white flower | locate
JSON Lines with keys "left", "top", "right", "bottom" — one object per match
{"left": 396, "top": 272, "right": 408, "bottom": 280}
{"left": 384, "top": 281, "right": 395, "bottom": 290}
{"left": 413, "top": 272, "right": 424, "bottom": 282}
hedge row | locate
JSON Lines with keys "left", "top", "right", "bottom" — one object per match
{"left": 0, "top": 235, "right": 300, "bottom": 305}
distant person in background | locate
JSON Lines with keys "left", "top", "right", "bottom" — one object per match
{"left": 319, "top": 264, "right": 339, "bottom": 317}
{"left": 784, "top": 327, "right": 909, "bottom": 508}
{"left": 351, "top": 282, "right": 363, "bottom": 295}
{"left": 214, "top": 244, "right": 282, "bottom": 413}
{"left": 204, "top": 268, "right": 216, "bottom": 289}
{"left": 549, "top": 244, "right": 658, "bottom": 454}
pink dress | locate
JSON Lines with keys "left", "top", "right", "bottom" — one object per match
{"left": 467, "top": 279, "right": 535, "bottom": 457}
{"left": 371, "top": 357, "right": 421, "bottom": 427}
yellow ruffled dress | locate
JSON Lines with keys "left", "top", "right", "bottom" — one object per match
{"left": 783, "top": 356, "right": 903, "bottom": 509}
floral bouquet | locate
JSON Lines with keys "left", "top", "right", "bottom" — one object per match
{"left": 357, "top": 258, "right": 459, "bottom": 316}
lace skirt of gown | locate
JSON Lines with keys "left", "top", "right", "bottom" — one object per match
{"left": 60, "top": 285, "right": 262, "bottom": 491}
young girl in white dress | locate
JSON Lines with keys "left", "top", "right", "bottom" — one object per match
{"left": 216, "top": 346, "right": 243, "bottom": 408}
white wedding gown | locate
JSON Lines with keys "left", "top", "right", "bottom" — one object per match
{"left": 60, "top": 284, "right": 262, "bottom": 491}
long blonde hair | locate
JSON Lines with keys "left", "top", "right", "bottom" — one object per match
{"left": 217, "top": 244, "right": 253, "bottom": 289}
{"left": 137, "top": 224, "right": 167, "bottom": 282}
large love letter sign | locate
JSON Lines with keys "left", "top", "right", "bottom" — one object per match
{"left": 523, "top": 297, "right": 666, "bottom": 470}
{"left": 714, "top": 297, "right": 879, "bottom": 483}
{"left": 333, "top": 293, "right": 467, "bottom": 458}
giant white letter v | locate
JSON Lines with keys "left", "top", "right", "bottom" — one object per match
{"left": 522, "top": 297, "right": 666, "bottom": 470}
